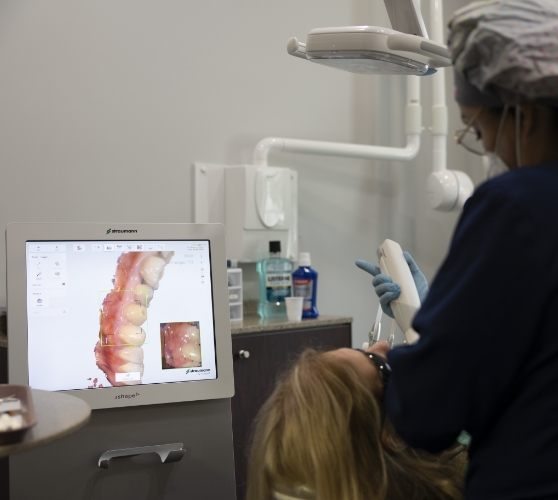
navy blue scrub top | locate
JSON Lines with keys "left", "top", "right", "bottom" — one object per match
{"left": 385, "top": 161, "right": 558, "bottom": 500}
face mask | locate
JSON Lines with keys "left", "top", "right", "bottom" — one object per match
{"left": 482, "top": 103, "right": 514, "bottom": 180}
{"left": 483, "top": 152, "right": 509, "bottom": 179}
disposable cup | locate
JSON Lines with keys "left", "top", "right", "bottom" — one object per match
{"left": 285, "top": 297, "right": 304, "bottom": 322}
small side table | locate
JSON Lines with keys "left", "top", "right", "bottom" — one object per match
{"left": 0, "top": 389, "right": 91, "bottom": 458}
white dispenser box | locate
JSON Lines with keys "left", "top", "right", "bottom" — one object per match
{"left": 193, "top": 164, "right": 298, "bottom": 262}
{"left": 225, "top": 165, "right": 297, "bottom": 262}
{"left": 227, "top": 268, "right": 243, "bottom": 322}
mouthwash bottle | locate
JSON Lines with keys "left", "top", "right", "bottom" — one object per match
{"left": 292, "top": 252, "right": 319, "bottom": 318}
{"left": 257, "top": 241, "right": 293, "bottom": 318}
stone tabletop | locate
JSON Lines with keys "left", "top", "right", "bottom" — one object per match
{"left": 0, "top": 316, "right": 353, "bottom": 341}
{"left": 0, "top": 389, "right": 91, "bottom": 458}
{"left": 231, "top": 314, "right": 353, "bottom": 335}
{"left": 0, "top": 308, "right": 353, "bottom": 342}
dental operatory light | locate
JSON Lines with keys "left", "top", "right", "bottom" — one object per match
{"left": 287, "top": 0, "right": 451, "bottom": 76}
{"left": 196, "top": 0, "right": 472, "bottom": 247}
{"left": 280, "top": 0, "right": 475, "bottom": 213}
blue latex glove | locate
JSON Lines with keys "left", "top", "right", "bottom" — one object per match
{"left": 355, "top": 252, "right": 429, "bottom": 318}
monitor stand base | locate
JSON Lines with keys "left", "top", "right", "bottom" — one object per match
{"left": 10, "top": 398, "right": 236, "bottom": 500}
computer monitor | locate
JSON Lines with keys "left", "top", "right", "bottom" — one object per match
{"left": 6, "top": 223, "right": 234, "bottom": 409}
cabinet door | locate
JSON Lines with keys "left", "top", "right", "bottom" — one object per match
{"left": 10, "top": 398, "right": 236, "bottom": 500}
{"left": 231, "top": 324, "right": 351, "bottom": 500}
{"left": 0, "top": 348, "right": 7, "bottom": 499}
{"left": 0, "top": 347, "right": 6, "bottom": 384}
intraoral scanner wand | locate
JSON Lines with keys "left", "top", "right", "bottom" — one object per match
{"left": 388, "top": 319, "right": 396, "bottom": 349}
{"left": 377, "top": 239, "right": 421, "bottom": 344}
{"left": 369, "top": 303, "right": 383, "bottom": 346}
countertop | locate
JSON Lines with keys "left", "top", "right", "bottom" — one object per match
{"left": 0, "top": 316, "right": 353, "bottom": 346}
{"left": 230, "top": 315, "right": 352, "bottom": 335}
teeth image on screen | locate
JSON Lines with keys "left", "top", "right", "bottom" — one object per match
{"left": 95, "top": 251, "right": 174, "bottom": 387}
{"left": 26, "top": 240, "right": 218, "bottom": 392}
{"left": 161, "top": 322, "right": 202, "bottom": 369}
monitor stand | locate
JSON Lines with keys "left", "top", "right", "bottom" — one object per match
{"left": 10, "top": 398, "right": 236, "bottom": 500}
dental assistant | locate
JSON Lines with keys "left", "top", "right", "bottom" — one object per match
{"left": 353, "top": 1, "right": 558, "bottom": 499}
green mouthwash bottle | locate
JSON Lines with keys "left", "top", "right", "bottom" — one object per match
{"left": 257, "top": 241, "right": 293, "bottom": 318}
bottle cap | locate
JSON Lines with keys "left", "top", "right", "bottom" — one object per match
{"left": 270, "top": 241, "right": 281, "bottom": 254}
{"left": 299, "top": 252, "right": 311, "bottom": 267}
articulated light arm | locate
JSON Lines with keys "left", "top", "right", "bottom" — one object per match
{"left": 252, "top": 136, "right": 420, "bottom": 166}
{"left": 384, "top": 0, "right": 428, "bottom": 38}
{"left": 430, "top": 0, "right": 448, "bottom": 174}
{"left": 253, "top": 75, "right": 422, "bottom": 166}
{"left": 425, "top": 0, "right": 474, "bottom": 212}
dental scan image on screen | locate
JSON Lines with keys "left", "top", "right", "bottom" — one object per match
{"left": 26, "top": 241, "right": 217, "bottom": 391}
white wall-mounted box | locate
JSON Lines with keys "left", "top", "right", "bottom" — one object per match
{"left": 193, "top": 163, "right": 298, "bottom": 262}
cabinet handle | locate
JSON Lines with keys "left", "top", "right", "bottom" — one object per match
{"left": 238, "top": 350, "right": 250, "bottom": 359}
{"left": 98, "top": 443, "right": 185, "bottom": 469}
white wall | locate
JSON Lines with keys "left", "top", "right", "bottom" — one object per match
{"left": 0, "top": 0, "right": 481, "bottom": 346}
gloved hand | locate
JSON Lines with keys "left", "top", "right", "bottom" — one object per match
{"left": 355, "top": 252, "right": 429, "bottom": 318}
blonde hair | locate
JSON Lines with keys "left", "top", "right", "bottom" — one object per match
{"left": 246, "top": 349, "right": 463, "bottom": 500}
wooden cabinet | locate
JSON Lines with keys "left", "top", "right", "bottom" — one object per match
{"left": 0, "top": 347, "right": 7, "bottom": 384}
{"left": 231, "top": 323, "right": 351, "bottom": 500}
{"left": 0, "top": 346, "right": 7, "bottom": 500}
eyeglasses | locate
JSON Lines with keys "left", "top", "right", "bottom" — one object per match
{"left": 354, "top": 349, "right": 391, "bottom": 386}
{"left": 454, "top": 108, "right": 484, "bottom": 156}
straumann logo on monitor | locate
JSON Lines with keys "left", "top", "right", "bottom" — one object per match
{"left": 106, "top": 228, "right": 138, "bottom": 234}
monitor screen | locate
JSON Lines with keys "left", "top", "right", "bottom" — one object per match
{"left": 25, "top": 240, "right": 217, "bottom": 392}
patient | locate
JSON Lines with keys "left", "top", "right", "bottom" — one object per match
{"left": 246, "top": 349, "right": 466, "bottom": 500}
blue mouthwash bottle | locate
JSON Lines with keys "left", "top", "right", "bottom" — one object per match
{"left": 257, "top": 241, "right": 293, "bottom": 318}
{"left": 292, "top": 252, "right": 318, "bottom": 318}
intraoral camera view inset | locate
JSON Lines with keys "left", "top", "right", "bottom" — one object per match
{"left": 26, "top": 240, "right": 217, "bottom": 391}
{"left": 160, "top": 321, "right": 202, "bottom": 369}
